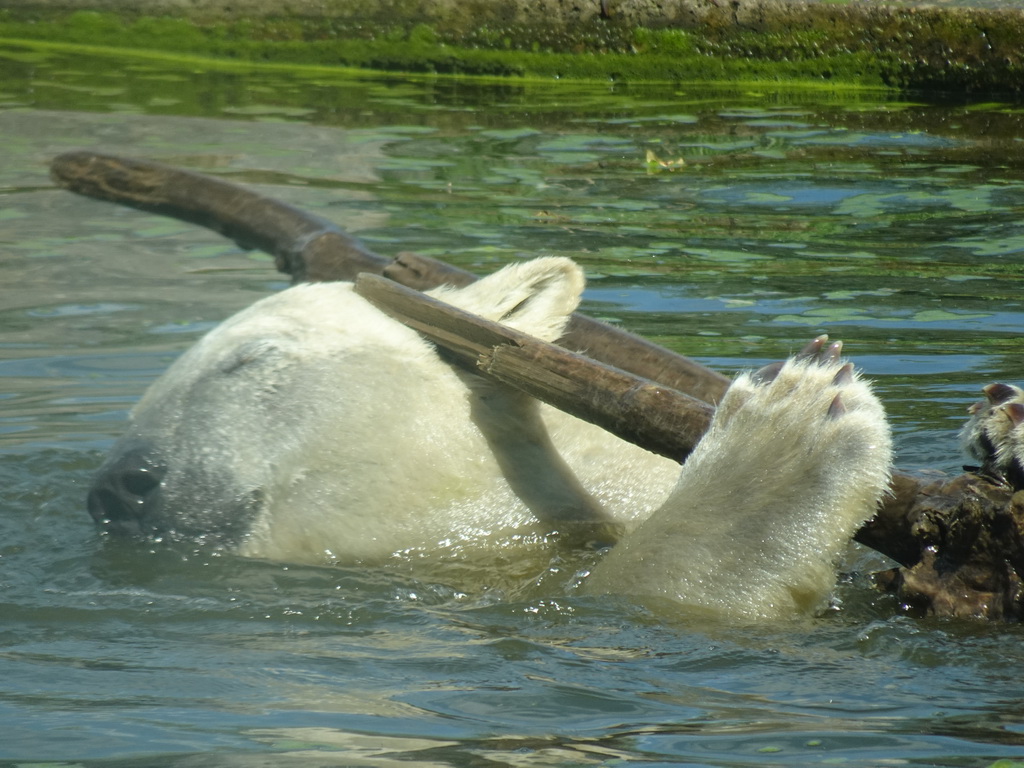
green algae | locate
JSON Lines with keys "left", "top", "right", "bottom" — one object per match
{"left": 1, "top": 0, "right": 1023, "bottom": 93}
{"left": 0, "top": 9, "right": 890, "bottom": 88}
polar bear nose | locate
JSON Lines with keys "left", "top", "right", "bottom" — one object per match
{"left": 87, "top": 445, "right": 167, "bottom": 536}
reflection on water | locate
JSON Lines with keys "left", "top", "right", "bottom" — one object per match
{"left": 2, "top": 43, "right": 1024, "bottom": 766}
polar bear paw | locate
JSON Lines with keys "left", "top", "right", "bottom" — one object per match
{"left": 701, "top": 334, "right": 892, "bottom": 536}
{"left": 585, "top": 335, "right": 893, "bottom": 618}
{"left": 716, "top": 334, "right": 869, "bottom": 427}
{"left": 961, "top": 382, "right": 1024, "bottom": 489}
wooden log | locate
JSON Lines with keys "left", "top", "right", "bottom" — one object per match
{"left": 353, "top": 273, "right": 715, "bottom": 463}
{"left": 50, "top": 151, "right": 731, "bottom": 404}
{"left": 873, "top": 473, "right": 1024, "bottom": 620}
{"left": 48, "top": 150, "right": 388, "bottom": 282}
{"left": 484, "top": 344, "right": 712, "bottom": 464}
{"left": 381, "top": 250, "right": 729, "bottom": 403}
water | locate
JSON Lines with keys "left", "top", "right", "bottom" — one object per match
{"left": 2, "top": 43, "right": 1024, "bottom": 766}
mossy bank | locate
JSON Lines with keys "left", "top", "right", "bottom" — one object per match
{"left": 1, "top": 0, "right": 1022, "bottom": 94}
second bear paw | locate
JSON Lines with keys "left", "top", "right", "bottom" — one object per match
{"left": 961, "top": 382, "right": 1024, "bottom": 489}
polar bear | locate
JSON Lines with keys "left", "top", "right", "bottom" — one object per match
{"left": 88, "top": 257, "right": 892, "bottom": 619}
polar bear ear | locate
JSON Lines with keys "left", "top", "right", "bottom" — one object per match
{"left": 427, "top": 257, "right": 585, "bottom": 342}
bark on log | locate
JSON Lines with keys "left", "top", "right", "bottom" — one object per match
{"left": 51, "top": 150, "right": 1024, "bottom": 619}
{"left": 354, "top": 273, "right": 714, "bottom": 463}
{"left": 49, "top": 150, "right": 731, "bottom": 405}
{"left": 49, "top": 150, "right": 388, "bottom": 282}
{"left": 874, "top": 474, "right": 1024, "bottom": 621}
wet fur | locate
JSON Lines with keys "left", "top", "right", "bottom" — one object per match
{"left": 585, "top": 345, "right": 892, "bottom": 619}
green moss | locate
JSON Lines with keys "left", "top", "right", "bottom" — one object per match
{"left": 632, "top": 27, "right": 697, "bottom": 57}
{"left": 0, "top": 6, "right": 1018, "bottom": 92}
{"left": 56, "top": 9, "right": 123, "bottom": 43}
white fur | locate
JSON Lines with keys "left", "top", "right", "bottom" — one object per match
{"left": 584, "top": 357, "right": 892, "bottom": 619}
{"left": 124, "top": 258, "right": 677, "bottom": 564}
{"left": 108, "top": 257, "right": 893, "bottom": 619}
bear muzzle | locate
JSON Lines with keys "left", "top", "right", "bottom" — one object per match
{"left": 87, "top": 440, "right": 169, "bottom": 537}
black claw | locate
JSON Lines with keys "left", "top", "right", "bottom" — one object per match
{"left": 832, "top": 363, "right": 854, "bottom": 386}
{"left": 827, "top": 393, "right": 846, "bottom": 419}
{"left": 796, "top": 335, "right": 829, "bottom": 361}
{"left": 752, "top": 361, "right": 785, "bottom": 384}
{"left": 984, "top": 382, "right": 1018, "bottom": 405}
{"left": 1009, "top": 458, "right": 1024, "bottom": 491}
{"left": 1007, "top": 402, "right": 1024, "bottom": 427}
{"left": 826, "top": 341, "right": 843, "bottom": 363}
